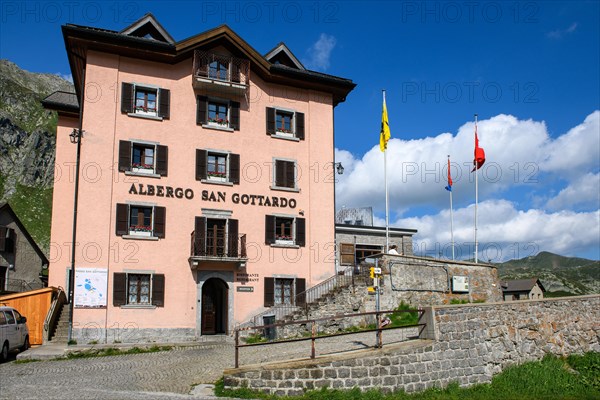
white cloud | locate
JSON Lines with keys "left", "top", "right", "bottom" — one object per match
{"left": 395, "top": 200, "right": 600, "bottom": 261}
{"left": 304, "top": 33, "right": 337, "bottom": 71}
{"left": 336, "top": 111, "right": 600, "bottom": 214}
{"left": 546, "top": 172, "right": 600, "bottom": 211}
{"left": 547, "top": 22, "right": 578, "bottom": 39}
{"left": 335, "top": 111, "right": 600, "bottom": 260}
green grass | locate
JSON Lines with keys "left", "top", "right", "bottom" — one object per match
{"left": 388, "top": 301, "right": 419, "bottom": 327}
{"left": 215, "top": 352, "right": 600, "bottom": 399}
{"left": 7, "top": 183, "right": 53, "bottom": 253}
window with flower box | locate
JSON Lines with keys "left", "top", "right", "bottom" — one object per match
{"left": 265, "top": 215, "right": 305, "bottom": 247}
{"left": 121, "top": 82, "right": 170, "bottom": 119}
{"left": 266, "top": 107, "right": 304, "bottom": 140}
{"left": 118, "top": 141, "right": 168, "bottom": 177}
{"left": 197, "top": 96, "right": 240, "bottom": 131}
{"left": 115, "top": 203, "right": 166, "bottom": 239}
{"left": 196, "top": 149, "right": 240, "bottom": 185}
{"left": 113, "top": 272, "right": 164, "bottom": 307}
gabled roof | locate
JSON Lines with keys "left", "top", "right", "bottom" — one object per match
{"left": 501, "top": 278, "right": 546, "bottom": 293}
{"left": 57, "top": 16, "right": 355, "bottom": 107}
{"left": 0, "top": 203, "right": 49, "bottom": 265}
{"left": 41, "top": 91, "right": 79, "bottom": 116}
{"left": 119, "top": 13, "right": 175, "bottom": 44}
{"left": 264, "top": 42, "right": 305, "bottom": 70}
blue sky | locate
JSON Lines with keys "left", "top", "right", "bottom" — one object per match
{"left": 1, "top": 1, "right": 599, "bottom": 261}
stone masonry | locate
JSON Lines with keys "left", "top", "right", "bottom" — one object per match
{"left": 224, "top": 295, "right": 600, "bottom": 396}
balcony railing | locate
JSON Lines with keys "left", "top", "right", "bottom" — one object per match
{"left": 190, "top": 230, "right": 247, "bottom": 265}
{"left": 192, "top": 50, "right": 250, "bottom": 97}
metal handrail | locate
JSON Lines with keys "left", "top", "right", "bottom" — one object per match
{"left": 241, "top": 267, "right": 356, "bottom": 327}
{"left": 190, "top": 231, "right": 247, "bottom": 258}
{"left": 234, "top": 308, "right": 425, "bottom": 368}
{"left": 43, "top": 287, "right": 66, "bottom": 343}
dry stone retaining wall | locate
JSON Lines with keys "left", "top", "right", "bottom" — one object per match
{"left": 224, "top": 295, "right": 600, "bottom": 396}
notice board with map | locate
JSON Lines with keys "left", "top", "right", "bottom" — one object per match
{"left": 74, "top": 267, "right": 108, "bottom": 308}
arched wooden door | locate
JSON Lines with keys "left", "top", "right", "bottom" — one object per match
{"left": 201, "top": 278, "right": 228, "bottom": 335}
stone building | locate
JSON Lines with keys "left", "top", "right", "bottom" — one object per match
{"left": 501, "top": 278, "right": 546, "bottom": 301}
{"left": 0, "top": 203, "right": 48, "bottom": 293}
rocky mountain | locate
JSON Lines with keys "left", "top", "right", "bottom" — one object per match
{"left": 0, "top": 59, "right": 73, "bottom": 250}
{"left": 496, "top": 251, "right": 599, "bottom": 296}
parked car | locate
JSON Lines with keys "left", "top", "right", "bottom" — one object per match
{"left": 0, "top": 306, "right": 30, "bottom": 361}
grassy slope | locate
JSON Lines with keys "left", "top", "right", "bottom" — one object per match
{"left": 7, "top": 183, "right": 53, "bottom": 253}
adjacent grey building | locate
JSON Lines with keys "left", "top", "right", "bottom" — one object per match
{"left": 0, "top": 203, "right": 48, "bottom": 293}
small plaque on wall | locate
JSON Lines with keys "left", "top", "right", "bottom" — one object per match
{"left": 452, "top": 276, "right": 469, "bottom": 293}
{"left": 237, "top": 286, "right": 254, "bottom": 292}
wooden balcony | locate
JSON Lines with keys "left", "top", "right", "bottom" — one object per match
{"left": 189, "top": 230, "right": 248, "bottom": 269}
{"left": 192, "top": 50, "right": 250, "bottom": 97}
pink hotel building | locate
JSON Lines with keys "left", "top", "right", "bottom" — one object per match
{"left": 42, "top": 14, "right": 355, "bottom": 342}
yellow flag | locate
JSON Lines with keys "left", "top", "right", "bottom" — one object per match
{"left": 379, "top": 98, "right": 391, "bottom": 152}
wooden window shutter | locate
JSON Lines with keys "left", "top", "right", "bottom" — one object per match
{"left": 195, "top": 149, "right": 207, "bottom": 181}
{"left": 295, "top": 112, "right": 305, "bottom": 140}
{"left": 266, "top": 107, "right": 276, "bottom": 135}
{"left": 115, "top": 203, "right": 129, "bottom": 236}
{"left": 295, "top": 217, "right": 306, "bottom": 247}
{"left": 0, "top": 227, "right": 6, "bottom": 252}
{"left": 194, "top": 216, "right": 206, "bottom": 256}
{"left": 118, "top": 140, "right": 131, "bottom": 172}
{"left": 121, "top": 83, "right": 134, "bottom": 114}
{"left": 113, "top": 273, "right": 127, "bottom": 306}
{"left": 285, "top": 161, "right": 296, "bottom": 188}
{"left": 264, "top": 277, "right": 275, "bottom": 307}
{"left": 229, "top": 153, "right": 240, "bottom": 184}
{"left": 156, "top": 145, "right": 168, "bottom": 176}
{"left": 158, "top": 88, "right": 170, "bottom": 119}
{"left": 275, "top": 160, "right": 285, "bottom": 187}
{"left": 231, "top": 63, "right": 240, "bottom": 83}
{"left": 295, "top": 278, "right": 306, "bottom": 306}
{"left": 152, "top": 274, "right": 165, "bottom": 307}
{"left": 265, "top": 215, "right": 275, "bottom": 244}
{"left": 197, "top": 95, "right": 207, "bottom": 125}
{"left": 153, "top": 206, "right": 166, "bottom": 238}
{"left": 228, "top": 219, "right": 239, "bottom": 257}
{"left": 230, "top": 101, "right": 240, "bottom": 131}
{"left": 340, "top": 243, "right": 356, "bottom": 266}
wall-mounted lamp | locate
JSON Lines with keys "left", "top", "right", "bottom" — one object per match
{"left": 334, "top": 162, "right": 344, "bottom": 175}
{"left": 69, "top": 128, "right": 82, "bottom": 144}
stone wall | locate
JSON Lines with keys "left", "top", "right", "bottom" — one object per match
{"left": 224, "top": 295, "right": 600, "bottom": 396}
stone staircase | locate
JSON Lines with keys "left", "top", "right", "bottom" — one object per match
{"left": 49, "top": 304, "right": 70, "bottom": 344}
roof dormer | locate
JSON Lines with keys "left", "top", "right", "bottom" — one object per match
{"left": 120, "top": 13, "right": 175, "bottom": 44}
{"left": 265, "top": 43, "right": 305, "bottom": 70}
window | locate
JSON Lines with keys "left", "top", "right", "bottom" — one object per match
{"left": 195, "top": 149, "right": 240, "bottom": 184}
{"left": 118, "top": 141, "right": 168, "bottom": 176}
{"left": 274, "top": 217, "right": 293, "bottom": 244}
{"left": 265, "top": 215, "right": 305, "bottom": 247}
{"left": 355, "top": 244, "right": 383, "bottom": 262}
{"left": 121, "top": 82, "right": 170, "bottom": 119}
{"left": 266, "top": 107, "right": 305, "bottom": 140}
{"left": 116, "top": 204, "right": 166, "bottom": 239}
{"left": 193, "top": 217, "right": 241, "bottom": 258}
{"left": 207, "top": 101, "right": 229, "bottom": 127}
{"left": 209, "top": 60, "right": 229, "bottom": 81}
{"left": 273, "top": 159, "right": 297, "bottom": 190}
{"left": 0, "top": 227, "right": 15, "bottom": 253}
{"left": 135, "top": 87, "right": 157, "bottom": 115}
{"left": 113, "top": 272, "right": 165, "bottom": 307}
{"left": 263, "top": 277, "right": 306, "bottom": 307}
{"left": 197, "top": 96, "right": 240, "bottom": 130}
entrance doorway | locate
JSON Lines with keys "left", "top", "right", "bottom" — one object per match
{"left": 201, "top": 278, "right": 228, "bottom": 335}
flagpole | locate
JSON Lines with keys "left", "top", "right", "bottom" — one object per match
{"left": 474, "top": 114, "right": 478, "bottom": 263}
{"left": 448, "top": 155, "right": 455, "bottom": 261}
{"left": 383, "top": 90, "right": 390, "bottom": 253}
